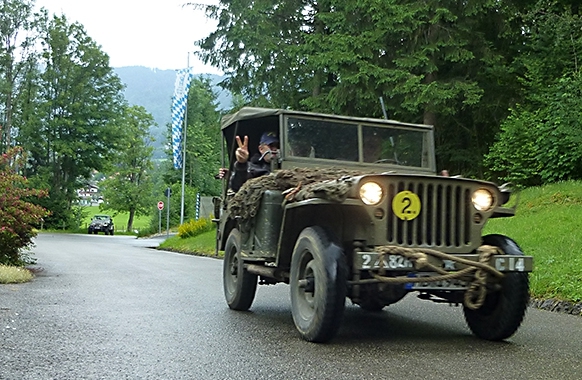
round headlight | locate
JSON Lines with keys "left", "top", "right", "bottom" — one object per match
{"left": 472, "top": 189, "right": 494, "bottom": 211}
{"left": 360, "top": 182, "right": 383, "bottom": 205}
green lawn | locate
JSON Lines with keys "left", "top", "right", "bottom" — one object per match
{"left": 81, "top": 205, "right": 152, "bottom": 233}
{"left": 484, "top": 180, "right": 582, "bottom": 302}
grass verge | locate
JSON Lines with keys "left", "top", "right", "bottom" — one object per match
{"left": 0, "top": 265, "right": 34, "bottom": 284}
{"left": 485, "top": 180, "right": 582, "bottom": 302}
{"left": 158, "top": 229, "right": 221, "bottom": 258}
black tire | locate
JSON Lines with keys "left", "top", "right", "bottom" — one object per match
{"left": 290, "top": 226, "right": 347, "bottom": 343}
{"left": 223, "top": 229, "right": 257, "bottom": 311}
{"left": 87, "top": 229, "right": 92, "bottom": 234}
{"left": 463, "top": 234, "right": 530, "bottom": 341}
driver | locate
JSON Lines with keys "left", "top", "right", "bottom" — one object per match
{"left": 221, "top": 131, "right": 279, "bottom": 192}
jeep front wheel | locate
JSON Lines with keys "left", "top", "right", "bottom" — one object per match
{"left": 290, "top": 226, "right": 347, "bottom": 343}
{"left": 223, "top": 229, "right": 257, "bottom": 311}
{"left": 463, "top": 234, "right": 530, "bottom": 341}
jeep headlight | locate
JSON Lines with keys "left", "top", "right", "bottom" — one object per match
{"left": 472, "top": 188, "right": 494, "bottom": 211}
{"left": 360, "top": 182, "right": 383, "bottom": 205}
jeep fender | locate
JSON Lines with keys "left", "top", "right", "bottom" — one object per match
{"left": 276, "top": 199, "right": 372, "bottom": 269}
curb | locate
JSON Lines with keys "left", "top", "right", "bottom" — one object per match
{"left": 530, "top": 298, "right": 582, "bottom": 317}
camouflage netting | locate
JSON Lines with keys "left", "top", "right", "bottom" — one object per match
{"left": 227, "top": 167, "right": 367, "bottom": 221}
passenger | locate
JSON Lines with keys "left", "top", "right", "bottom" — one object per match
{"left": 218, "top": 131, "right": 279, "bottom": 192}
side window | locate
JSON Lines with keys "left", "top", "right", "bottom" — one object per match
{"left": 287, "top": 118, "right": 358, "bottom": 161}
{"left": 362, "top": 125, "right": 428, "bottom": 167}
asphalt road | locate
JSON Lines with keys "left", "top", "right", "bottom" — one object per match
{"left": 1, "top": 233, "right": 581, "bottom": 380}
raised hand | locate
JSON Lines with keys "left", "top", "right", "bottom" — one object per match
{"left": 216, "top": 167, "right": 229, "bottom": 179}
{"left": 235, "top": 135, "right": 249, "bottom": 163}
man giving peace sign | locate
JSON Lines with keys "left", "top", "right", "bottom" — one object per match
{"left": 222, "top": 131, "right": 280, "bottom": 192}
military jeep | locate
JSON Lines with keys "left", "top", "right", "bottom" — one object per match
{"left": 215, "top": 107, "right": 533, "bottom": 343}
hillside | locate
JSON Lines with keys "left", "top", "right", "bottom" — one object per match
{"left": 114, "top": 66, "right": 231, "bottom": 158}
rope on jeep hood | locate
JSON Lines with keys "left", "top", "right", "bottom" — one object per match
{"left": 367, "top": 245, "right": 503, "bottom": 309}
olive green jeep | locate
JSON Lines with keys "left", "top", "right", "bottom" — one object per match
{"left": 214, "top": 107, "right": 533, "bottom": 343}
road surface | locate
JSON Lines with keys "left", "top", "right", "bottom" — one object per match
{"left": 1, "top": 233, "right": 581, "bottom": 379}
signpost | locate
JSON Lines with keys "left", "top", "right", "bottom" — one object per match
{"left": 157, "top": 201, "right": 164, "bottom": 234}
{"left": 165, "top": 188, "right": 171, "bottom": 237}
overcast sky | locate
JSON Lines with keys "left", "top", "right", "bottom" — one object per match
{"left": 34, "top": 0, "right": 222, "bottom": 74}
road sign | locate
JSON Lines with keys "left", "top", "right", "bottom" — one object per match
{"left": 157, "top": 201, "right": 164, "bottom": 211}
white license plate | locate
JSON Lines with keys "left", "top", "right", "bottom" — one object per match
{"left": 358, "top": 253, "right": 414, "bottom": 270}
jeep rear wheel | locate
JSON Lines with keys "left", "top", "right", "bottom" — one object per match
{"left": 463, "top": 234, "right": 530, "bottom": 341}
{"left": 223, "top": 229, "right": 257, "bottom": 311}
{"left": 290, "top": 226, "right": 347, "bottom": 343}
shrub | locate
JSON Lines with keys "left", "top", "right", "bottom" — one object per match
{"left": 177, "top": 217, "right": 214, "bottom": 239}
{"left": 0, "top": 147, "right": 50, "bottom": 266}
{"left": 486, "top": 75, "right": 582, "bottom": 187}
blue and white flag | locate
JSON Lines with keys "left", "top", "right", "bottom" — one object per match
{"left": 171, "top": 68, "right": 194, "bottom": 169}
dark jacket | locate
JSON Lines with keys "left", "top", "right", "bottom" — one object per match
{"left": 229, "top": 153, "right": 271, "bottom": 192}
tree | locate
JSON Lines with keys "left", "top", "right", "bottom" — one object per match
{"left": 194, "top": 1, "right": 317, "bottom": 109}
{"left": 184, "top": 76, "right": 222, "bottom": 196}
{"left": 486, "top": 1, "right": 582, "bottom": 186}
{"left": 194, "top": 0, "right": 522, "bottom": 176}
{"left": 18, "top": 14, "right": 125, "bottom": 228}
{"left": 0, "top": 146, "right": 49, "bottom": 265}
{"left": 0, "top": 0, "right": 38, "bottom": 153}
{"left": 99, "top": 105, "right": 155, "bottom": 232}
{"left": 165, "top": 75, "right": 222, "bottom": 197}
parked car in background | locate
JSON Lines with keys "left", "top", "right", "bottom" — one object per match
{"left": 88, "top": 214, "right": 114, "bottom": 235}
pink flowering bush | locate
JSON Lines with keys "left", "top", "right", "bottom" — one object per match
{"left": 0, "top": 147, "right": 49, "bottom": 265}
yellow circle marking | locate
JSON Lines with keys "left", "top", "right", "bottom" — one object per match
{"left": 392, "top": 191, "right": 421, "bottom": 221}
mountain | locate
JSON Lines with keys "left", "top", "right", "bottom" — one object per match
{"left": 114, "top": 66, "right": 231, "bottom": 158}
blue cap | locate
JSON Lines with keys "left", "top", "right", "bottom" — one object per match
{"left": 260, "top": 131, "right": 279, "bottom": 145}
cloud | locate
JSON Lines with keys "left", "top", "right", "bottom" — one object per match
{"left": 35, "top": 0, "right": 222, "bottom": 74}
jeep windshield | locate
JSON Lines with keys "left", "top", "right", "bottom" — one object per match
{"left": 220, "top": 108, "right": 436, "bottom": 174}
{"left": 284, "top": 115, "right": 434, "bottom": 171}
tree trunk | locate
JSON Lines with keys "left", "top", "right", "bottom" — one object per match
{"left": 127, "top": 208, "right": 135, "bottom": 232}
{"left": 2, "top": 59, "right": 14, "bottom": 152}
{"left": 423, "top": 71, "right": 437, "bottom": 126}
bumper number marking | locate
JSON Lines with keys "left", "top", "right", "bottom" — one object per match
{"left": 361, "top": 253, "right": 413, "bottom": 270}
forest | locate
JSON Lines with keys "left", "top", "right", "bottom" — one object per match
{"left": 194, "top": 0, "right": 582, "bottom": 184}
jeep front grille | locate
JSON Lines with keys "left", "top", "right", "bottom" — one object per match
{"left": 386, "top": 181, "right": 473, "bottom": 249}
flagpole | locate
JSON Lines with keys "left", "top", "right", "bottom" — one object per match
{"left": 180, "top": 53, "right": 189, "bottom": 225}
